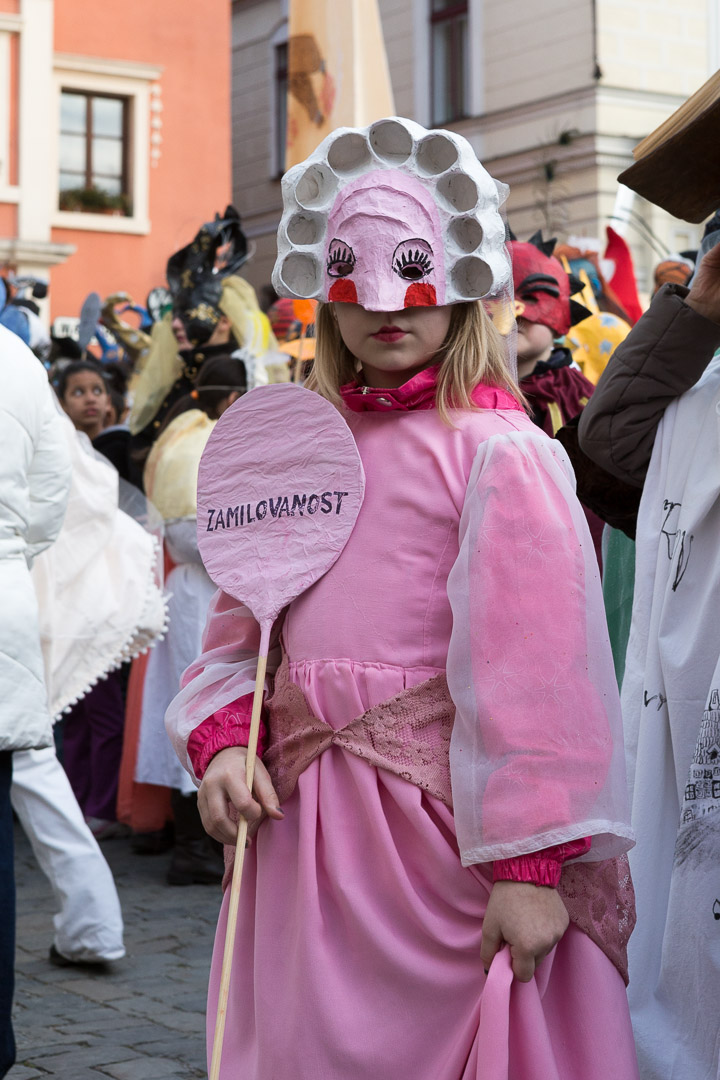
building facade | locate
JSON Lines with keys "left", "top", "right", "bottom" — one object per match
{"left": 231, "top": 0, "right": 719, "bottom": 298}
{"left": 0, "top": 0, "right": 233, "bottom": 321}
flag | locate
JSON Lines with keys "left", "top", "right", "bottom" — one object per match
{"left": 285, "top": 0, "right": 395, "bottom": 169}
{"left": 604, "top": 226, "right": 643, "bottom": 324}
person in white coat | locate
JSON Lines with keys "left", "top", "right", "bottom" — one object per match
{"left": 19, "top": 400, "right": 167, "bottom": 968}
{"left": 0, "top": 324, "right": 71, "bottom": 1077}
{"left": 577, "top": 239, "right": 720, "bottom": 1080}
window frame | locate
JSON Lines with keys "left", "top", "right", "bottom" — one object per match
{"left": 429, "top": 0, "right": 469, "bottom": 126}
{"left": 58, "top": 88, "right": 130, "bottom": 206}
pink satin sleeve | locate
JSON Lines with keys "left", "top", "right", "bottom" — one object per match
{"left": 493, "top": 837, "right": 591, "bottom": 887}
{"left": 186, "top": 693, "right": 268, "bottom": 781}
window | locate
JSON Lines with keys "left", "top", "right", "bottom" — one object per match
{"left": 58, "top": 90, "right": 131, "bottom": 214}
{"left": 274, "top": 41, "right": 289, "bottom": 177}
{"left": 430, "top": 0, "right": 469, "bottom": 126}
{"left": 53, "top": 56, "right": 159, "bottom": 234}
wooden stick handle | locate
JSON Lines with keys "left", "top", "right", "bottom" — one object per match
{"left": 209, "top": 641, "right": 270, "bottom": 1080}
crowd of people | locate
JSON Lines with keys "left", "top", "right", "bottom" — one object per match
{"left": 0, "top": 113, "right": 717, "bottom": 1080}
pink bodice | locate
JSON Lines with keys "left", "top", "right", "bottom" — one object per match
{"left": 284, "top": 405, "right": 535, "bottom": 684}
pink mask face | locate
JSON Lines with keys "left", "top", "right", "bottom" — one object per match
{"left": 323, "top": 169, "right": 446, "bottom": 310}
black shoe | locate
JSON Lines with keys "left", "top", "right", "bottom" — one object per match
{"left": 167, "top": 789, "right": 225, "bottom": 886}
{"left": 49, "top": 945, "right": 111, "bottom": 971}
{"left": 166, "top": 838, "right": 225, "bottom": 886}
{"left": 131, "top": 823, "right": 174, "bottom": 855}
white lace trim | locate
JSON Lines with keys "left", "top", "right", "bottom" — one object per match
{"left": 459, "top": 819, "right": 636, "bottom": 867}
{"left": 53, "top": 537, "right": 170, "bottom": 719}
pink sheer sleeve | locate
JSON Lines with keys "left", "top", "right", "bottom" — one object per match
{"left": 447, "top": 430, "right": 633, "bottom": 866}
{"left": 165, "top": 588, "right": 283, "bottom": 785}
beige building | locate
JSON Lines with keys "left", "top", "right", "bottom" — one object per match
{"left": 231, "top": 0, "right": 720, "bottom": 299}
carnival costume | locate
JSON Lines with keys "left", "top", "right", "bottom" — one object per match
{"left": 506, "top": 233, "right": 607, "bottom": 564}
{"left": 2, "top": 337, "right": 129, "bottom": 972}
{"left": 32, "top": 405, "right": 167, "bottom": 828}
{"left": 0, "top": 325, "right": 70, "bottom": 1073}
{"left": 136, "top": 341, "right": 270, "bottom": 880}
{"left": 31, "top": 408, "right": 167, "bottom": 721}
{"left": 127, "top": 207, "right": 280, "bottom": 448}
{"left": 138, "top": 373, "right": 268, "bottom": 800}
{"left": 613, "top": 350, "right": 720, "bottom": 1080}
{"left": 508, "top": 232, "right": 594, "bottom": 435}
{"left": 135, "top": 410, "right": 218, "bottom": 796}
{"left": 166, "top": 118, "right": 639, "bottom": 1079}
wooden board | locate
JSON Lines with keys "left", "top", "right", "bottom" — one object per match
{"left": 619, "top": 96, "right": 720, "bottom": 224}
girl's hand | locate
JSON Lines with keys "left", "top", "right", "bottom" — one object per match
{"left": 480, "top": 880, "right": 569, "bottom": 982}
{"left": 197, "top": 746, "right": 284, "bottom": 846}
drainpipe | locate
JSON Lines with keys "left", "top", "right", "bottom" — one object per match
{"left": 591, "top": 0, "right": 602, "bottom": 80}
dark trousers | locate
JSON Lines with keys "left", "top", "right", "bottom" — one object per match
{"left": 61, "top": 671, "right": 125, "bottom": 821}
{"left": 0, "top": 751, "right": 16, "bottom": 1077}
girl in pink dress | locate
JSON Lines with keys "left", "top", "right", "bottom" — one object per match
{"left": 166, "top": 118, "right": 639, "bottom": 1079}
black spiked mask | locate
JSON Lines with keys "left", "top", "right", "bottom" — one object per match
{"left": 166, "top": 206, "right": 249, "bottom": 348}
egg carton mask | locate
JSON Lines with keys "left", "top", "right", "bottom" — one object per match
{"left": 272, "top": 117, "right": 511, "bottom": 312}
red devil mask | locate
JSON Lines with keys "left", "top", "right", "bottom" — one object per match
{"left": 508, "top": 233, "right": 590, "bottom": 337}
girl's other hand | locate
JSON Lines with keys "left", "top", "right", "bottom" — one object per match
{"left": 480, "top": 880, "right": 570, "bottom": 983}
{"left": 197, "top": 746, "right": 284, "bottom": 846}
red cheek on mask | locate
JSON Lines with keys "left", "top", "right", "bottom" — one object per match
{"left": 328, "top": 279, "right": 358, "bottom": 303}
{"left": 404, "top": 283, "right": 437, "bottom": 308}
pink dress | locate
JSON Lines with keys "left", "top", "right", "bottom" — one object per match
{"left": 166, "top": 370, "right": 639, "bottom": 1079}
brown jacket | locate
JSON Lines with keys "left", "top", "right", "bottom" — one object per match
{"left": 556, "top": 285, "right": 720, "bottom": 537}
{"left": 578, "top": 283, "right": 720, "bottom": 487}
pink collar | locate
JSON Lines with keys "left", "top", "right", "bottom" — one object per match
{"left": 340, "top": 363, "right": 522, "bottom": 413}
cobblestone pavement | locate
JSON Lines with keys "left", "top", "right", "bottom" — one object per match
{"left": 10, "top": 824, "right": 221, "bottom": 1079}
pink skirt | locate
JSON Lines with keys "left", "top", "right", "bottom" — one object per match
{"left": 207, "top": 660, "right": 639, "bottom": 1079}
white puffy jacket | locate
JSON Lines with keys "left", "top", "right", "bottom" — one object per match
{"left": 0, "top": 325, "right": 71, "bottom": 751}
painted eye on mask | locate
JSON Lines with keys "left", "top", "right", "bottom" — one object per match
{"left": 392, "top": 239, "right": 434, "bottom": 281}
{"left": 326, "top": 239, "right": 356, "bottom": 278}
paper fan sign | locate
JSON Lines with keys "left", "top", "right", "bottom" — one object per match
{"left": 196, "top": 381, "right": 365, "bottom": 1079}
{"left": 198, "top": 381, "right": 364, "bottom": 625}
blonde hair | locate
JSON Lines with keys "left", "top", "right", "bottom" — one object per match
{"left": 307, "top": 301, "right": 524, "bottom": 424}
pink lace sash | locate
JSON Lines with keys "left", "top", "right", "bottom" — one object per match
{"left": 264, "top": 659, "right": 455, "bottom": 806}
{"left": 226, "top": 656, "right": 636, "bottom": 983}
